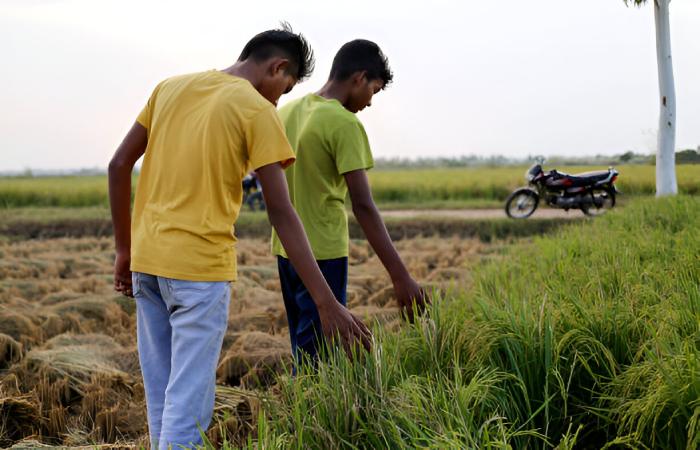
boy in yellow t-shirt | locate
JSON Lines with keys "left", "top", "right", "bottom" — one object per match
{"left": 108, "top": 25, "right": 370, "bottom": 450}
{"left": 272, "top": 40, "right": 427, "bottom": 366}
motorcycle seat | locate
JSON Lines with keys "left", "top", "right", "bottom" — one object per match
{"left": 549, "top": 169, "right": 611, "bottom": 187}
{"left": 567, "top": 170, "right": 611, "bottom": 186}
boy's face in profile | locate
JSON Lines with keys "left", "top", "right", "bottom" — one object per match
{"left": 258, "top": 62, "right": 297, "bottom": 106}
{"left": 347, "top": 74, "right": 384, "bottom": 113}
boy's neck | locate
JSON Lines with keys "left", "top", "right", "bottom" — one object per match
{"left": 222, "top": 61, "right": 264, "bottom": 91}
{"left": 315, "top": 81, "right": 351, "bottom": 110}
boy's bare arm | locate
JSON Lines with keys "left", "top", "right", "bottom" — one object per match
{"left": 345, "top": 169, "right": 428, "bottom": 322}
{"left": 108, "top": 122, "right": 147, "bottom": 297}
{"left": 256, "top": 163, "right": 372, "bottom": 354}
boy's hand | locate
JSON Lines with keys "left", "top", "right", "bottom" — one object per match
{"left": 113, "top": 249, "right": 133, "bottom": 297}
{"left": 393, "top": 276, "right": 429, "bottom": 323}
{"left": 318, "top": 300, "right": 373, "bottom": 356}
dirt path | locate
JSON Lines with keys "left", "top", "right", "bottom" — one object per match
{"left": 381, "top": 208, "right": 586, "bottom": 220}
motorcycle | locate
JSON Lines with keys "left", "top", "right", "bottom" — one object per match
{"left": 505, "top": 162, "right": 619, "bottom": 219}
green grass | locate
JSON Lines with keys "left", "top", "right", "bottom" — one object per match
{"left": 230, "top": 196, "right": 700, "bottom": 449}
{"left": 0, "top": 207, "right": 268, "bottom": 227}
{"left": 0, "top": 206, "right": 112, "bottom": 223}
{"left": 1, "top": 165, "right": 698, "bottom": 208}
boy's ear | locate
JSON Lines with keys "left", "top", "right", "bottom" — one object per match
{"left": 351, "top": 70, "right": 368, "bottom": 86}
{"left": 269, "top": 58, "right": 290, "bottom": 77}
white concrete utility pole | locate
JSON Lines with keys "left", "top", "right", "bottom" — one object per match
{"left": 625, "top": 0, "right": 678, "bottom": 196}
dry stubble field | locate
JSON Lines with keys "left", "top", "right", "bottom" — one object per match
{"left": 0, "top": 234, "right": 485, "bottom": 448}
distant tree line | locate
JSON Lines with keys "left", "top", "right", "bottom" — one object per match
{"left": 2, "top": 150, "right": 699, "bottom": 177}
{"left": 374, "top": 148, "right": 700, "bottom": 169}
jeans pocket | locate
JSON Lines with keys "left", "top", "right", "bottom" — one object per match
{"left": 165, "top": 278, "right": 230, "bottom": 313}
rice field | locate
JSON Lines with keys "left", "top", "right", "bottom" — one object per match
{"left": 1, "top": 196, "right": 697, "bottom": 448}
{"left": 368, "top": 164, "right": 700, "bottom": 203}
{"left": 249, "top": 196, "right": 700, "bottom": 449}
{"left": 1, "top": 165, "right": 698, "bottom": 208}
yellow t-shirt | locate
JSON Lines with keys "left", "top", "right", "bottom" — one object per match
{"left": 271, "top": 94, "right": 373, "bottom": 260}
{"left": 132, "top": 70, "right": 294, "bottom": 281}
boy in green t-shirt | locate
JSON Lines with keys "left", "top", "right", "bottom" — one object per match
{"left": 272, "top": 39, "right": 427, "bottom": 365}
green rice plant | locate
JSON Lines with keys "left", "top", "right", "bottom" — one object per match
{"left": 259, "top": 324, "right": 546, "bottom": 449}
{"left": 472, "top": 196, "right": 699, "bottom": 447}
{"left": 0, "top": 176, "right": 136, "bottom": 208}
{"left": 246, "top": 196, "right": 699, "bottom": 449}
{"left": 603, "top": 336, "right": 700, "bottom": 450}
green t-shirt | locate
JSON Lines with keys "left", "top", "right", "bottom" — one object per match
{"left": 271, "top": 94, "right": 374, "bottom": 260}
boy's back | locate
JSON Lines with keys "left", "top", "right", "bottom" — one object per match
{"left": 271, "top": 93, "right": 373, "bottom": 260}
{"left": 133, "top": 70, "right": 291, "bottom": 281}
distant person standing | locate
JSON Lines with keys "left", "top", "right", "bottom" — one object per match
{"left": 243, "top": 171, "right": 265, "bottom": 211}
{"left": 271, "top": 40, "right": 427, "bottom": 367}
{"left": 108, "top": 25, "right": 371, "bottom": 450}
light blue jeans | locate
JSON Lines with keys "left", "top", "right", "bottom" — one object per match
{"left": 132, "top": 272, "right": 231, "bottom": 450}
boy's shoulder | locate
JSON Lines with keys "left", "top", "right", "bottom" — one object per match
{"left": 159, "top": 71, "right": 270, "bottom": 111}
{"left": 281, "top": 94, "right": 362, "bottom": 131}
{"left": 155, "top": 70, "right": 208, "bottom": 91}
{"left": 314, "top": 96, "right": 358, "bottom": 123}
{"left": 278, "top": 95, "right": 306, "bottom": 118}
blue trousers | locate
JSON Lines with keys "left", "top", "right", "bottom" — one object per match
{"left": 277, "top": 256, "right": 348, "bottom": 366}
{"left": 132, "top": 272, "right": 230, "bottom": 450}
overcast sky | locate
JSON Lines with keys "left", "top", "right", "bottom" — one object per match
{"left": 1, "top": 0, "right": 699, "bottom": 171}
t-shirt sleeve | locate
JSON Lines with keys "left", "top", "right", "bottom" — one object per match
{"left": 331, "top": 120, "right": 374, "bottom": 175}
{"left": 136, "top": 103, "right": 151, "bottom": 130}
{"left": 135, "top": 81, "right": 164, "bottom": 133}
{"left": 246, "top": 105, "right": 296, "bottom": 170}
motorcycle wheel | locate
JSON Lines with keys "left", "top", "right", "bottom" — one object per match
{"left": 581, "top": 187, "right": 616, "bottom": 216}
{"left": 505, "top": 188, "right": 539, "bottom": 219}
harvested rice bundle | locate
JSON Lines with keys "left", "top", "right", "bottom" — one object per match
{"left": 346, "top": 287, "right": 362, "bottom": 308}
{"left": 0, "top": 333, "right": 23, "bottom": 370}
{"left": 238, "top": 266, "right": 277, "bottom": 286}
{"left": 49, "top": 297, "right": 128, "bottom": 334}
{"left": 20, "top": 334, "right": 130, "bottom": 393}
{"left": 262, "top": 278, "right": 280, "bottom": 292}
{"left": 207, "top": 385, "right": 261, "bottom": 447}
{"left": 367, "top": 285, "right": 395, "bottom": 308}
{"left": 38, "top": 312, "right": 82, "bottom": 341}
{"left": 7, "top": 334, "right": 143, "bottom": 445}
{"left": 39, "top": 291, "right": 83, "bottom": 306}
{"left": 233, "top": 286, "right": 279, "bottom": 311}
{"left": 77, "top": 374, "right": 146, "bottom": 443}
{"left": 217, "top": 332, "right": 291, "bottom": 388}
{"left": 349, "top": 242, "right": 370, "bottom": 264}
{"left": 0, "top": 395, "right": 41, "bottom": 447}
{"left": 228, "top": 311, "right": 279, "bottom": 334}
{"left": 0, "top": 312, "right": 39, "bottom": 346}
{"left": 348, "top": 274, "right": 384, "bottom": 294}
